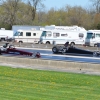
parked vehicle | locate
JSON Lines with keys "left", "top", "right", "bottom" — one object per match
{"left": 85, "top": 30, "right": 100, "bottom": 47}
{"left": 39, "top": 29, "right": 87, "bottom": 45}
{"left": 14, "top": 29, "right": 42, "bottom": 43}
{"left": 0, "top": 35, "right": 8, "bottom": 41}
{"left": 0, "top": 30, "right": 14, "bottom": 41}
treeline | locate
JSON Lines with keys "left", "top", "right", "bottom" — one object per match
{"left": 0, "top": 0, "right": 100, "bottom": 30}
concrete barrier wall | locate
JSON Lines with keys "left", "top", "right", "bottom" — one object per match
{"left": 0, "top": 56, "right": 100, "bottom": 74}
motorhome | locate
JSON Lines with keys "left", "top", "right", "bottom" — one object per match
{"left": 85, "top": 30, "right": 100, "bottom": 46}
{"left": 39, "top": 29, "right": 87, "bottom": 45}
{"left": 14, "top": 29, "right": 42, "bottom": 43}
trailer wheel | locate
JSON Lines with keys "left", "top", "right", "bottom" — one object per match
{"left": 46, "top": 41, "right": 50, "bottom": 44}
{"left": 94, "top": 44, "right": 97, "bottom": 47}
{"left": 52, "top": 46, "right": 58, "bottom": 54}
{"left": 19, "top": 41, "right": 23, "bottom": 43}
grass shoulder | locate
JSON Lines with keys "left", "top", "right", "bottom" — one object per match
{"left": 0, "top": 66, "right": 100, "bottom": 100}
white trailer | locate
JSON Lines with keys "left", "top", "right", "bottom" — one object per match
{"left": 0, "top": 30, "right": 14, "bottom": 41}
{"left": 39, "top": 29, "right": 87, "bottom": 45}
{"left": 85, "top": 30, "right": 100, "bottom": 46}
{"left": 14, "top": 29, "right": 42, "bottom": 43}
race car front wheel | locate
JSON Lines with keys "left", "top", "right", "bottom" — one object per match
{"left": 93, "top": 51, "right": 98, "bottom": 57}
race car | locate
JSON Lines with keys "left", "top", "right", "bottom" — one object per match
{"left": 52, "top": 42, "right": 100, "bottom": 57}
{"left": 0, "top": 43, "right": 41, "bottom": 58}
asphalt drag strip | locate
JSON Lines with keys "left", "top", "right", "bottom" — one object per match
{"left": 1, "top": 52, "right": 100, "bottom": 64}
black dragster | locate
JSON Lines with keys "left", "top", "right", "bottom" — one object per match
{"left": 52, "top": 42, "right": 100, "bottom": 57}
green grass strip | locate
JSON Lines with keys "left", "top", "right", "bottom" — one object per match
{"left": 0, "top": 66, "right": 100, "bottom": 100}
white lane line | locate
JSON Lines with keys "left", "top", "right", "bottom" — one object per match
{"left": 41, "top": 53, "right": 100, "bottom": 60}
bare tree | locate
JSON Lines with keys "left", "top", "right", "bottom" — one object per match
{"left": 27, "top": 0, "right": 45, "bottom": 21}
{"left": 90, "top": 0, "right": 100, "bottom": 13}
{"left": 0, "top": 0, "right": 21, "bottom": 27}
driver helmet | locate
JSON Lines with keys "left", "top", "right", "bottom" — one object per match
{"left": 64, "top": 41, "right": 69, "bottom": 47}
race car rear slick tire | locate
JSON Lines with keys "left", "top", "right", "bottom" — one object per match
{"left": 9, "top": 45, "right": 15, "bottom": 49}
{"left": 52, "top": 47, "right": 58, "bottom": 54}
